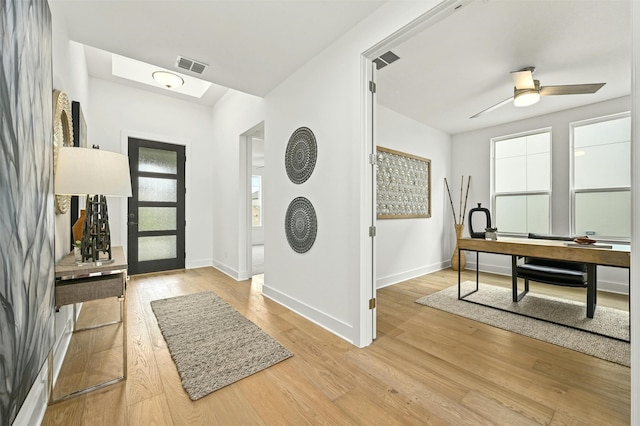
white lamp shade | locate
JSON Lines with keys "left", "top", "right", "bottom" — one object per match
{"left": 55, "top": 146, "right": 133, "bottom": 197}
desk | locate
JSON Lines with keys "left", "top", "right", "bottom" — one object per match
{"left": 457, "top": 237, "right": 630, "bottom": 318}
{"left": 49, "top": 246, "right": 127, "bottom": 403}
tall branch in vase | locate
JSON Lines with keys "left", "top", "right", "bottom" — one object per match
{"left": 445, "top": 176, "right": 471, "bottom": 270}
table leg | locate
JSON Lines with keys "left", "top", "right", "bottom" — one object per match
{"left": 587, "top": 263, "right": 596, "bottom": 318}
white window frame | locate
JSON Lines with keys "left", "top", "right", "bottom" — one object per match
{"left": 490, "top": 127, "right": 552, "bottom": 236}
{"left": 569, "top": 112, "right": 631, "bottom": 242}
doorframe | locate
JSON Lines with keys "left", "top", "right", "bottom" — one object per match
{"left": 358, "top": 0, "right": 482, "bottom": 346}
{"left": 239, "top": 122, "right": 265, "bottom": 281}
{"left": 120, "top": 130, "right": 190, "bottom": 263}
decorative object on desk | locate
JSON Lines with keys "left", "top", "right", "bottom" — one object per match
{"left": 72, "top": 209, "right": 86, "bottom": 242}
{"left": 73, "top": 240, "right": 82, "bottom": 262}
{"left": 468, "top": 203, "right": 492, "bottom": 239}
{"left": 285, "top": 126, "right": 317, "bottom": 184}
{"left": 444, "top": 176, "right": 471, "bottom": 270}
{"left": 55, "top": 146, "right": 132, "bottom": 262}
{"left": 485, "top": 227, "right": 498, "bottom": 240}
{"left": 285, "top": 196, "right": 317, "bottom": 253}
{"left": 376, "top": 146, "right": 431, "bottom": 218}
{"left": 574, "top": 237, "right": 596, "bottom": 245}
{"left": 53, "top": 90, "right": 74, "bottom": 214}
{"left": 151, "top": 291, "right": 293, "bottom": 400}
{"left": 0, "top": 2, "right": 54, "bottom": 423}
{"left": 416, "top": 282, "right": 629, "bottom": 366}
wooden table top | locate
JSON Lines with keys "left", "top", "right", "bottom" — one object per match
{"left": 55, "top": 246, "right": 127, "bottom": 278}
{"left": 457, "top": 236, "right": 630, "bottom": 268}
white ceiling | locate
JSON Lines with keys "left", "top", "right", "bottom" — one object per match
{"left": 50, "top": 1, "right": 631, "bottom": 135}
{"left": 376, "top": 0, "right": 631, "bottom": 134}
{"left": 50, "top": 0, "right": 385, "bottom": 101}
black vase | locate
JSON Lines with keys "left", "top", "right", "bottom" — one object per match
{"left": 468, "top": 203, "right": 492, "bottom": 239}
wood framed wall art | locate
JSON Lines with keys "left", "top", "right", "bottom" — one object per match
{"left": 376, "top": 146, "right": 431, "bottom": 219}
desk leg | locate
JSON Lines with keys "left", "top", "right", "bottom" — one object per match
{"left": 121, "top": 294, "right": 127, "bottom": 379}
{"left": 512, "top": 255, "right": 529, "bottom": 302}
{"left": 587, "top": 264, "right": 596, "bottom": 318}
{"left": 459, "top": 249, "right": 479, "bottom": 300}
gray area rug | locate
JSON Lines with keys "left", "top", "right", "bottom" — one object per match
{"left": 416, "top": 282, "right": 630, "bottom": 367}
{"left": 151, "top": 291, "right": 293, "bottom": 400}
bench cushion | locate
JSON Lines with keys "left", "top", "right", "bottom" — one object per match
{"left": 516, "top": 263, "right": 587, "bottom": 287}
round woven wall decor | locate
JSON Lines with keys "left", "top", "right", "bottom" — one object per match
{"left": 285, "top": 127, "right": 317, "bottom": 184}
{"left": 285, "top": 197, "right": 317, "bottom": 253}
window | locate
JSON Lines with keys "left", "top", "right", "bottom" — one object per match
{"left": 252, "top": 175, "right": 262, "bottom": 227}
{"left": 491, "top": 129, "right": 551, "bottom": 235}
{"left": 571, "top": 113, "right": 630, "bottom": 240}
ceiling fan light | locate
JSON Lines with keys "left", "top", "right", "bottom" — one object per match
{"left": 514, "top": 90, "right": 540, "bottom": 107}
{"left": 152, "top": 71, "right": 184, "bottom": 89}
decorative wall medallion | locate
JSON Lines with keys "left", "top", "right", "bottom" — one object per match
{"left": 285, "top": 127, "right": 317, "bottom": 184}
{"left": 285, "top": 197, "right": 317, "bottom": 253}
{"left": 53, "top": 90, "right": 74, "bottom": 214}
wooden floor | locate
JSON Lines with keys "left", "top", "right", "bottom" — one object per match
{"left": 43, "top": 267, "right": 630, "bottom": 425}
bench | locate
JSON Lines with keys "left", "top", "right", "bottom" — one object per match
{"left": 511, "top": 233, "right": 596, "bottom": 318}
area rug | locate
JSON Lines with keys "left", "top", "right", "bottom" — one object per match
{"left": 415, "top": 282, "right": 630, "bottom": 367}
{"left": 151, "top": 291, "right": 293, "bottom": 400}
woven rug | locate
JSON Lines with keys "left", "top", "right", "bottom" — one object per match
{"left": 416, "top": 282, "right": 630, "bottom": 367}
{"left": 151, "top": 291, "right": 293, "bottom": 400}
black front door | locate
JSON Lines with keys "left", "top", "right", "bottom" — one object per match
{"left": 127, "top": 137, "right": 186, "bottom": 274}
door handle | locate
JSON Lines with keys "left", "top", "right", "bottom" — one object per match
{"left": 127, "top": 221, "right": 138, "bottom": 226}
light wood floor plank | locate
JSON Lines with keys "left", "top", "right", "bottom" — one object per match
{"left": 43, "top": 267, "right": 630, "bottom": 425}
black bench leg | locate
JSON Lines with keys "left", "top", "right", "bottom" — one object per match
{"left": 587, "top": 263, "right": 596, "bottom": 318}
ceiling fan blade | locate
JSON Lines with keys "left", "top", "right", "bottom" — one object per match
{"left": 470, "top": 96, "right": 514, "bottom": 119}
{"left": 540, "top": 83, "right": 606, "bottom": 96}
{"left": 511, "top": 70, "right": 535, "bottom": 90}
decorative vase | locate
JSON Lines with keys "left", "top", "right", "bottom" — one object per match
{"left": 451, "top": 223, "right": 466, "bottom": 271}
{"left": 72, "top": 209, "right": 86, "bottom": 243}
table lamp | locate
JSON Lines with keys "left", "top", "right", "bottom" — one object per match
{"left": 55, "top": 146, "right": 132, "bottom": 263}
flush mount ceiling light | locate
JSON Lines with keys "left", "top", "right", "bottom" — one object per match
{"left": 152, "top": 71, "right": 184, "bottom": 89}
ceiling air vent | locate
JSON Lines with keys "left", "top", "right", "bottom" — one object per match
{"left": 175, "top": 56, "right": 208, "bottom": 74}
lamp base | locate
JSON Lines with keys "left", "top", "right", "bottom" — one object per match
{"left": 80, "top": 195, "right": 112, "bottom": 262}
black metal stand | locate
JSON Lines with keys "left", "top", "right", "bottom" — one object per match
{"left": 81, "top": 194, "right": 112, "bottom": 262}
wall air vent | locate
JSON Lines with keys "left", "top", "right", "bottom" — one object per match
{"left": 373, "top": 51, "right": 400, "bottom": 70}
{"left": 175, "top": 56, "right": 208, "bottom": 74}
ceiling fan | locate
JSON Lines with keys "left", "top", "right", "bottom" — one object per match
{"left": 470, "top": 67, "right": 606, "bottom": 118}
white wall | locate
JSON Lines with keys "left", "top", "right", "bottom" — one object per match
{"left": 375, "top": 106, "right": 452, "bottom": 287}
{"left": 261, "top": 1, "right": 442, "bottom": 346}
{"left": 210, "top": 90, "right": 265, "bottom": 278}
{"left": 88, "top": 78, "right": 216, "bottom": 269}
{"left": 451, "top": 96, "right": 631, "bottom": 293}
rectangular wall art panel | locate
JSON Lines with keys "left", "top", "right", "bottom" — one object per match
{"left": 376, "top": 146, "right": 431, "bottom": 219}
{"left": 0, "top": 0, "right": 55, "bottom": 423}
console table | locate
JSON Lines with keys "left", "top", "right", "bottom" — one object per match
{"left": 49, "top": 246, "right": 127, "bottom": 403}
{"left": 457, "top": 237, "right": 630, "bottom": 318}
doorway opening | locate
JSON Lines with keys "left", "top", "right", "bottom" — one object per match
{"left": 240, "top": 122, "right": 265, "bottom": 280}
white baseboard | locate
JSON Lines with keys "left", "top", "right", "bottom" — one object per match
{"left": 262, "top": 284, "right": 354, "bottom": 345}
{"left": 186, "top": 258, "right": 213, "bottom": 269}
{"left": 211, "top": 259, "right": 242, "bottom": 281}
{"left": 377, "top": 261, "right": 448, "bottom": 289}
